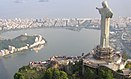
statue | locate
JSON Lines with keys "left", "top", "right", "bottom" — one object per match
{"left": 96, "top": 1, "right": 113, "bottom": 48}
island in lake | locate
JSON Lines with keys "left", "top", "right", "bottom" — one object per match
{"left": 0, "top": 33, "right": 46, "bottom": 56}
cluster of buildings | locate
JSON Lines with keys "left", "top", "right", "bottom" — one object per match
{"left": 0, "top": 17, "right": 130, "bottom": 31}
{"left": 121, "top": 28, "right": 131, "bottom": 51}
{"left": 0, "top": 18, "right": 88, "bottom": 30}
{"left": 29, "top": 55, "right": 82, "bottom": 72}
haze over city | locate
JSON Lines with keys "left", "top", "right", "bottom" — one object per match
{"left": 0, "top": 0, "right": 131, "bottom": 19}
{"left": 0, "top": 0, "right": 131, "bottom": 79}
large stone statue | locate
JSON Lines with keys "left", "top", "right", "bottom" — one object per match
{"left": 96, "top": 1, "right": 113, "bottom": 48}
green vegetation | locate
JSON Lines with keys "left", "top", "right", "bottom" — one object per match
{"left": 15, "top": 60, "right": 130, "bottom": 79}
{"left": 42, "top": 68, "right": 68, "bottom": 79}
{"left": 69, "top": 60, "right": 114, "bottom": 79}
{"left": 13, "top": 35, "right": 36, "bottom": 48}
{"left": 0, "top": 35, "right": 36, "bottom": 50}
{"left": 117, "top": 69, "right": 123, "bottom": 73}
{"left": 14, "top": 66, "right": 44, "bottom": 79}
{"left": 68, "top": 60, "right": 83, "bottom": 79}
{"left": 125, "top": 62, "right": 131, "bottom": 68}
{"left": 98, "top": 68, "right": 114, "bottom": 79}
{"left": 84, "top": 67, "right": 95, "bottom": 79}
{"left": 14, "top": 66, "right": 68, "bottom": 79}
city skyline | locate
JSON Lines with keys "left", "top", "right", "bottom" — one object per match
{"left": 0, "top": 0, "right": 131, "bottom": 19}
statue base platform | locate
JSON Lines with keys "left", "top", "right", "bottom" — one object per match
{"left": 93, "top": 45, "right": 114, "bottom": 60}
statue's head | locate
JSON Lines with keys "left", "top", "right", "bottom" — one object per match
{"left": 102, "top": 1, "right": 108, "bottom": 8}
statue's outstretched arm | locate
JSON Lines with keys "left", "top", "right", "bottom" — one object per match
{"left": 96, "top": 7, "right": 102, "bottom": 14}
{"left": 96, "top": 7, "right": 100, "bottom": 10}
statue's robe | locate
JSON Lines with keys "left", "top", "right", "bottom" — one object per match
{"left": 98, "top": 7, "right": 113, "bottom": 48}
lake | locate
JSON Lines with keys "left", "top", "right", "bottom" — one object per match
{"left": 0, "top": 28, "right": 100, "bottom": 79}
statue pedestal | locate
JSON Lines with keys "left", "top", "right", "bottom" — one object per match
{"left": 93, "top": 45, "right": 114, "bottom": 60}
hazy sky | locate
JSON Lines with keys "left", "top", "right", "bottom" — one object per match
{"left": 0, "top": 0, "right": 131, "bottom": 19}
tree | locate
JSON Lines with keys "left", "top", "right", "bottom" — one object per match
{"left": 98, "top": 69, "right": 114, "bottom": 79}
{"left": 43, "top": 68, "right": 53, "bottom": 79}
{"left": 60, "top": 71, "right": 68, "bottom": 79}
{"left": 84, "top": 67, "right": 95, "bottom": 79}
{"left": 52, "top": 69, "right": 60, "bottom": 79}
{"left": 14, "top": 72, "right": 25, "bottom": 79}
{"left": 42, "top": 68, "right": 68, "bottom": 79}
{"left": 105, "top": 70, "right": 114, "bottom": 79}
{"left": 71, "top": 60, "right": 82, "bottom": 76}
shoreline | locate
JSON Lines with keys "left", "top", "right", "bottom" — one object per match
{"left": 0, "top": 34, "right": 46, "bottom": 56}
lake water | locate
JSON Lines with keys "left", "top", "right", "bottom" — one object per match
{"left": 0, "top": 28, "right": 100, "bottom": 79}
